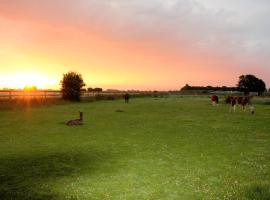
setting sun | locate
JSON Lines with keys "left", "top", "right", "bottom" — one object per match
{"left": 0, "top": 72, "right": 57, "bottom": 89}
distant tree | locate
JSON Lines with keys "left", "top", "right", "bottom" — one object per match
{"left": 180, "top": 84, "right": 192, "bottom": 91}
{"left": 87, "top": 87, "right": 102, "bottom": 92}
{"left": 237, "top": 74, "right": 266, "bottom": 95}
{"left": 257, "top": 79, "right": 266, "bottom": 95}
{"left": 94, "top": 88, "right": 103, "bottom": 92}
{"left": 87, "top": 87, "right": 94, "bottom": 92}
{"left": 180, "top": 84, "right": 238, "bottom": 92}
{"left": 61, "top": 72, "right": 85, "bottom": 101}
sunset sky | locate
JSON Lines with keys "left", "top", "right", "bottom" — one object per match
{"left": 0, "top": 0, "right": 269, "bottom": 90}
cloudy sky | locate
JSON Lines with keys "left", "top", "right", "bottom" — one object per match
{"left": 0, "top": 0, "right": 269, "bottom": 90}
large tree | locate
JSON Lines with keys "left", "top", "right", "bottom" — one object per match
{"left": 61, "top": 72, "right": 85, "bottom": 101}
{"left": 237, "top": 74, "right": 266, "bottom": 95}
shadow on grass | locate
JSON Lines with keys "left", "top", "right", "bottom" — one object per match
{"left": 115, "top": 109, "right": 124, "bottom": 113}
{"left": 244, "top": 185, "right": 270, "bottom": 200}
{"left": 0, "top": 151, "right": 115, "bottom": 200}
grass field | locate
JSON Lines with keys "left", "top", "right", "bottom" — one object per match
{"left": 0, "top": 96, "right": 269, "bottom": 199}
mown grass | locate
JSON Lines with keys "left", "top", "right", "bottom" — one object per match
{"left": 0, "top": 96, "right": 269, "bottom": 199}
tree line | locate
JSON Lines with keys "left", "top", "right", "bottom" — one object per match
{"left": 61, "top": 72, "right": 267, "bottom": 101}
{"left": 181, "top": 74, "right": 267, "bottom": 96}
{"left": 181, "top": 85, "right": 239, "bottom": 92}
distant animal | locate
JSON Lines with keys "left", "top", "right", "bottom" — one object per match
{"left": 226, "top": 96, "right": 254, "bottom": 114}
{"left": 66, "top": 112, "right": 83, "bottom": 126}
{"left": 240, "top": 96, "right": 255, "bottom": 114}
{"left": 236, "top": 96, "right": 250, "bottom": 110}
{"left": 211, "top": 95, "right": 219, "bottom": 106}
{"left": 250, "top": 106, "right": 255, "bottom": 115}
{"left": 225, "top": 96, "right": 233, "bottom": 104}
{"left": 229, "top": 96, "right": 237, "bottom": 113}
{"left": 124, "top": 93, "right": 130, "bottom": 103}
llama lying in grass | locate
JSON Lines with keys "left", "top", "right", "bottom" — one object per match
{"left": 66, "top": 112, "right": 83, "bottom": 126}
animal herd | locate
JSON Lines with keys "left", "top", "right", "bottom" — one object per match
{"left": 66, "top": 93, "right": 130, "bottom": 126}
{"left": 211, "top": 95, "right": 255, "bottom": 114}
{"left": 66, "top": 93, "right": 256, "bottom": 126}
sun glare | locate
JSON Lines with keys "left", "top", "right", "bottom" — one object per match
{"left": 0, "top": 72, "right": 57, "bottom": 89}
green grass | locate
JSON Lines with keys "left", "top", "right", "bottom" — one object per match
{"left": 0, "top": 97, "right": 269, "bottom": 199}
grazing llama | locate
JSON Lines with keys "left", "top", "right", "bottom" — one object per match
{"left": 66, "top": 112, "right": 84, "bottom": 126}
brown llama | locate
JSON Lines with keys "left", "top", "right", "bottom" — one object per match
{"left": 66, "top": 112, "right": 84, "bottom": 126}
{"left": 124, "top": 93, "right": 130, "bottom": 103}
{"left": 229, "top": 96, "right": 237, "bottom": 113}
{"left": 226, "top": 96, "right": 255, "bottom": 114}
{"left": 237, "top": 96, "right": 250, "bottom": 110}
{"left": 211, "top": 95, "right": 219, "bottom": 106}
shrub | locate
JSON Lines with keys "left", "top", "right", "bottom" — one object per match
{"left": 60, "top": 72, "right": 85, "bottom": 101}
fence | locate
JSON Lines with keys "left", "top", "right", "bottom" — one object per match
{"left": 0, "top": 90, "right": 61, "bottom": 100}
{"left": 0, "top": 90, "right": 145, "bottom": 100}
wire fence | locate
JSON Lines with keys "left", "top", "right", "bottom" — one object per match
{"left": 0, "top": 90, "right": 268, "bottom": 100}
{"left": 0, "top": 90, "right": 147, "bottom": 100}
{"left": 0, "top": 90, "right": 60, "bottom": 100}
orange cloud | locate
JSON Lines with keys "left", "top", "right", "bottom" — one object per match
{"left": 0, "top": 1, "right": 269, "bottom": 90}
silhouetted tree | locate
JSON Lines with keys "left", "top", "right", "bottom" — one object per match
{"left": 87, "top": 87, "right": 102, "bottom": 92}
{"left": 61, "top": 72, "right": 85, "bottom": 101}
{"left": 180, "top": 84, "right": 238, "bottom": 91}
{"left": 180, "top": 84, "right": 192, "bottom": 91}
{"left": 94, "top": 88, "right": 102, "bottom": 92}
{"left": 87, "top": 87, "right": 94, "bottom": 92}
{"left": 237, "top": 74, "right": 266, "bottom": 95}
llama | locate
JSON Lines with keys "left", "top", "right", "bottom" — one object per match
{"left": 225, "top": 96, "right": 237, "bottom": 112}
{"left": 124, "top": 93, "right": 130, "bottom": 103}
{"left": 66, "top": 112, "right": 83, "bottom": 126}
{"left": 237, "top": 96, "right": 250, "bottom": 110}
{"left": 211, "top": 95, "right": 219, "bottom": 106}
{"left": 226, "top": 96, "right": 255, "bottom": 114}
{"left": 249, "top": 105, "right": 255, "bottom": 115}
